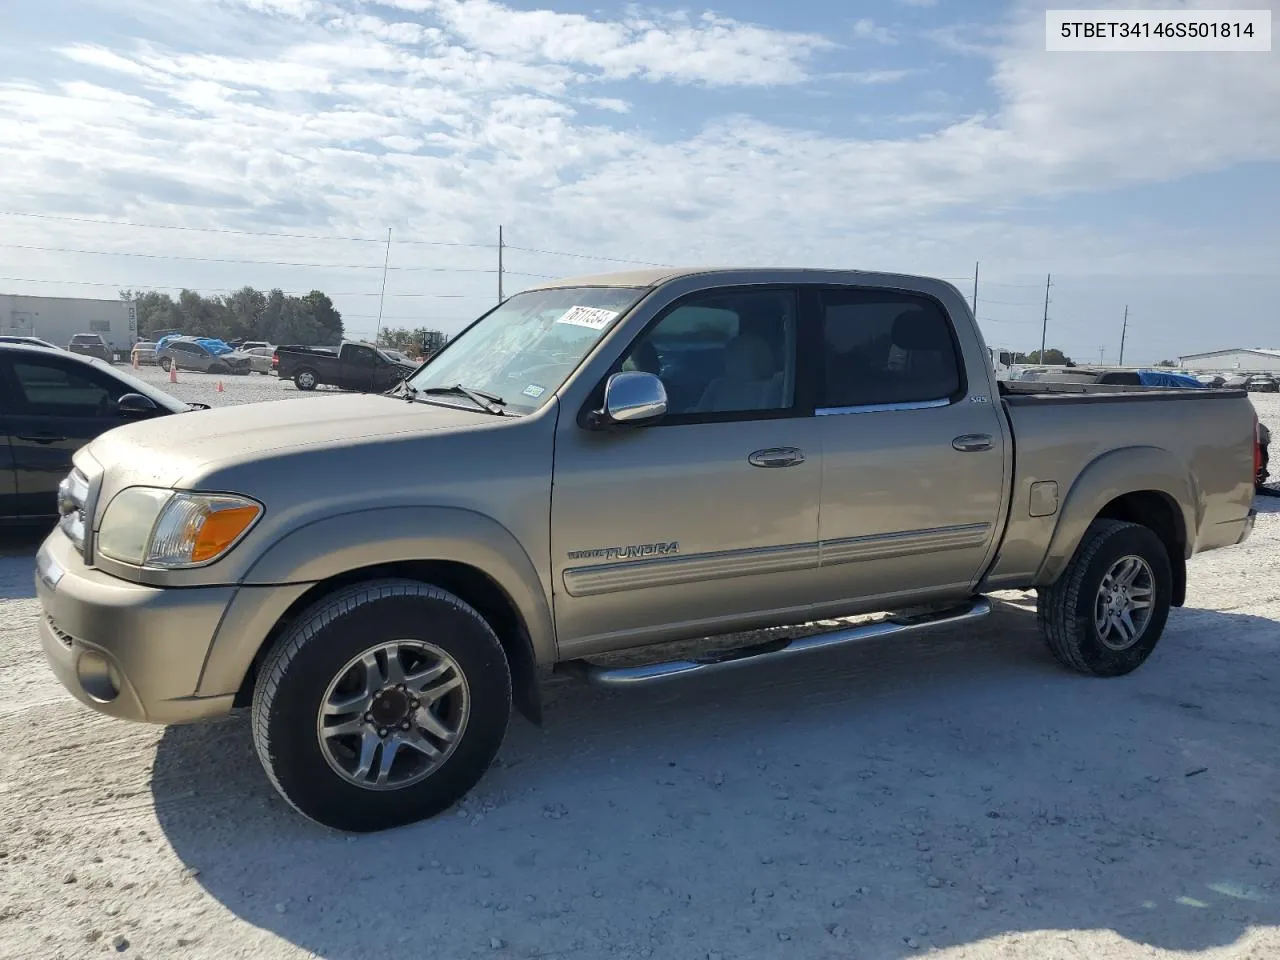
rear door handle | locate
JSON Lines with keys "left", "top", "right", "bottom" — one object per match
{"left": 18, "top": 434, "right": 66, "bottom": 445}
{"left": 952, "top": 434, "right": 993, "bottom": 453}
{"left": 749, "top": 447, "right": 805, "bottom": 468}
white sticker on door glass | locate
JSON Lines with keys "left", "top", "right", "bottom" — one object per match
{"left": 554, "top": 305, "right": 619, "bottom": 330}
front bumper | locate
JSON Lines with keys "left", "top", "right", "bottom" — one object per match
{"left": 35, "top": 530, "right": 239, "bottom": 724}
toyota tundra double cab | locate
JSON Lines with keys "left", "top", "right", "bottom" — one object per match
{"left": 35, "top": 268, "right": 1259, "bottom": 831}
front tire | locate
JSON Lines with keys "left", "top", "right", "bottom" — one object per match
{"left": 251, "top": 579, "right": 512, "bottom": 832}
{"left": 159, "top": 356, "right": 172, "bottom": 372}
{"left": 1037, "top": 519, "right": 1172, "bottom": 677}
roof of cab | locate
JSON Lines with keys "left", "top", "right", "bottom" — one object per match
{"left": 524, "top": 266, "right": 952, "bottom": 291}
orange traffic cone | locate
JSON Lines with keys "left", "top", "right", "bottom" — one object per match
{"left": 132, "top": 352, "right": 139, "bottom": 369}
{"left": 168, "top": 363, "right": 178, "bottom": 384}
{"left": 216, "top": 380, "right": 224, "bottom": 393}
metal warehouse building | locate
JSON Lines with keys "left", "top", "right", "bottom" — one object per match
{"left": 1, "top": 293, "right": 136, "bottom": 354}
{"left": 1178, "top": 348, "right": 1280, "bottom": 373}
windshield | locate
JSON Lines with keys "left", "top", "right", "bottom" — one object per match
{"left": 407, "top": 286, "right": 646, "bottom": 413}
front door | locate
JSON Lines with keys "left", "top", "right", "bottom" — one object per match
{"left": 0, "top": 353, "right": 136, "bottom": 518}
{"left": 807, "top": 287, "right": 1007, "bottom": 609}
{"left": 550, "top": 287, "right": 825, "bottom": 656}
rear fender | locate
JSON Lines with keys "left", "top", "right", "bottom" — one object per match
{"left": 1033, "top": 446, "right": 1197, "bottom": 587}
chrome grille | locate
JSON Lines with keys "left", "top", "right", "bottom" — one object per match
{"left": 57, "top": 468, "right": 89, "bottom": 553}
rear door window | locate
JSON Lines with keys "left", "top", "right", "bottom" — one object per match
{"left": 818, "top": 290, "right": 964, "bottom": 409}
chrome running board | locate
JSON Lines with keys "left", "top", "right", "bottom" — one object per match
{"left": 557, "top": 597, "right": 991, "bottom": 688}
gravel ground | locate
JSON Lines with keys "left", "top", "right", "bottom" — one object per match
{"left": 0, "top": 384, "right": 1277, "bottom": 960}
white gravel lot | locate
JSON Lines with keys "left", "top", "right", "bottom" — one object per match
{"left": 0, "top": 382, "right": 1277, "bottom": 960}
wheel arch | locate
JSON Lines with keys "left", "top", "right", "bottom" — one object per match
{"left": 201, "top": 506, "right": 555, "bottom": 726}
{"left": 1034, "top": 445, "right": 1196, "bottom": 605}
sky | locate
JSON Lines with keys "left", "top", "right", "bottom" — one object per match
{"left": 0, "top": 0, "right": 1277, "bottom": 363}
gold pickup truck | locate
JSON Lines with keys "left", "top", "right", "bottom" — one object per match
{"left": 34, "top": 268, "right": 1260, "bottom": 831}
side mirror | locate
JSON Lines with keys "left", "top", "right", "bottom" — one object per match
{"left": 116, "top": 392, "right": 159, "bottom": 416}
{"left": 591, "top": 371, "right": 667, "bottom": 428}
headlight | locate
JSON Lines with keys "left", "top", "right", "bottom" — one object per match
{"left": 97, "top": 488, "right": 263, "bottom": 568}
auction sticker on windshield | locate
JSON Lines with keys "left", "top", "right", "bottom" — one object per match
{"left": 555, "top": 305, "right": 618, "bottom": 330}
{"left": 522, "top": 384, "right": 546, "bottom": 399}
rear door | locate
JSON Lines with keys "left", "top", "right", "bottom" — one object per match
{"left": 1, "top": 353, "right": 135, "bottom": 518}
{"left": 807, "top": 286, "right": 1008, "bottom": 606}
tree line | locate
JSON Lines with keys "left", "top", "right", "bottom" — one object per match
{"left": 121, "top": 287, "right": 345, "bottom": 345}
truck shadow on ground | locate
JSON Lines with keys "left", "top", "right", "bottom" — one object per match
{"left": 152, "top": 597, "right": 1280, "bottom": 960}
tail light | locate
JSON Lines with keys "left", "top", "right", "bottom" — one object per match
{"left": 271, "top": 351, "right": 278, "bottom": 369}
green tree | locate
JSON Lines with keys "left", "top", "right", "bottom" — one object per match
{"left": 1014, "top": 348, "right": 1074, "bottom": 366}
{"left": 119, "top": 286, "right": 344, "bottom": 345}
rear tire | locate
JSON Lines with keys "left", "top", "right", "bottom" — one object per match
{"left": 159, "top": 356, "right": 172, "bottom": 372}
{"left": 294, "top": 368, "right": 318, "bottom": 391}
{"left": 1037, "top": 519, "right": 1172, "bottom": 677}
{"left": 251, "top": 579, "right": 512, "bottom": 832}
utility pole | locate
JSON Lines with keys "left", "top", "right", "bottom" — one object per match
{"left": 374, "top": 226, "right": 391, "bottom": 348}
{"left": 497, "top": 225, "right": 504, "bottom": 303}
{"left": 972, "top": 261, "right": 979, "bottom": 315}
{"left": 372, "top": 226, "right": 391, "bottom": 392}
{"left": 1099, "top": 346, "right": 1106, "bottom": 365}
{"left": 1039, "top": 273, "right": 1051, "bottom": 363}
{"left": 1118, "top": 305, "right": 1128, "bottom": 366}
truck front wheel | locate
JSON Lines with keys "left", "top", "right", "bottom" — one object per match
{"left": 1036, "top": 519, "right": 1172, "bottom": 677}
{"left": 250, "top": 579, "right": 512, "bottom": 832}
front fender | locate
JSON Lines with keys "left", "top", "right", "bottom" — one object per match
{"left": 1033, "top": 445, "right": 1197, "bottom": 586}
{"left": 196, "top": 506, "right": 555, "bottom": 698}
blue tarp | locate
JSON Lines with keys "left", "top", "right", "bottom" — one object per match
{"left": 195, "top": 338, "right": 233, "bottom": 355}
{"left": 1136, "top": 370, "right": 1205, "bottom": 388}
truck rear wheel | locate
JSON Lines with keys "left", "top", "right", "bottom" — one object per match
{"left": 1036, "top": 519, "right": 1172, "bottom": 677}
{"left": 294, "top": 368, "right": 318, "bottom": 390}
{"left": 250, "top": 579, "right": 512, "bottom": 832}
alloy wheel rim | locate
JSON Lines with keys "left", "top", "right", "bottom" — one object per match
{"left": 316, "top": 640, "right": 470, "bottom": 791}
{"left": 1093, "top": 555, "right": 1155, "bottom": 651}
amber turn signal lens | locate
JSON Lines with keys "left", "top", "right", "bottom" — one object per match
{"left": 190, "top": 504, "right": 261, "bottom": 563}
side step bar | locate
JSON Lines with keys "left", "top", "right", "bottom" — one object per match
{"left": 557, "top": 597, "right": 992, "bottom": 688}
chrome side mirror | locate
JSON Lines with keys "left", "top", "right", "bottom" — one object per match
{"left": 116, "top": 392, "right": 159, "bottom": 416}
{"left": 594, "top": 371, "right": 667, "bottom": 428}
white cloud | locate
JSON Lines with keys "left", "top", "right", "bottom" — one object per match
{"left": 852, "top": 18, "right": 897, "bottom": 45}
{"left": 1, "top": 0, "right": 1277, "bottom": 355}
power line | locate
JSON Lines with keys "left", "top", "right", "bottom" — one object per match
{"left": 0, "top": 275, "right": 487, "bottom": 298}
{"left": 979, "top": 296, "right": 1043, "bottom": 306}
{"left": 0, "top": 210, "right": 669, "bottom": 266}
{"left": 504, "top": 243, "right": 673, "bottom": 268}
{"left": 0, "top": 210, "right": 489, "bottom": 249}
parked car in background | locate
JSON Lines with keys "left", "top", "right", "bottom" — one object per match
{"left": 130, "top": 340, "right": 159, "bottom": 365}
{"left": 31, "top": 267, "right": 1260, "bottom": 832}
{"left": 0, "top": 335, "right": 60, "bottom": 350}
{"left": 67, "top": 333, "right": 113, "bottom": 363}
{"left": 1195, "top": 374, "right": 1227, "bottom": 387}
{"left": 1223, "top": 374, "right": 1251, "bottom": 388}
{"left": 273, "top": 340, "right": 415, "bottom": 391}
{"left": 1246, "top": 375, "right": 1279, "bottom": 393}
{"left": 157, "top": 337, "right": 252, "bottom": 375}
{"left": 0, "top": 343, "right": 201, "bottom": 523}
{"left": 238, "top": 340, "right": 272, "bottom": 353}
{"left": 243, "top": 346, "right": 275, "bottom": 374}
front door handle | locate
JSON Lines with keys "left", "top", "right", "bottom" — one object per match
{"left": 952, "top": 434, "right": 993, "bottom": 453}
{"left": 18, "top": 434, "right": 66, "bottom": 445}
{"left": 749, "top": 447, "right": 805, "bottom": 468}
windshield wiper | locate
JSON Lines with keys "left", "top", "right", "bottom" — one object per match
{"left": 419, "top": 384, "right": 507, "bottom": 415}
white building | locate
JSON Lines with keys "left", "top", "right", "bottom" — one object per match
{"left": 1, "top": 293, "right": 136, "bottom": 353}
{"left": 1177, "top": 348, "right": 1280, "bottom": 373}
